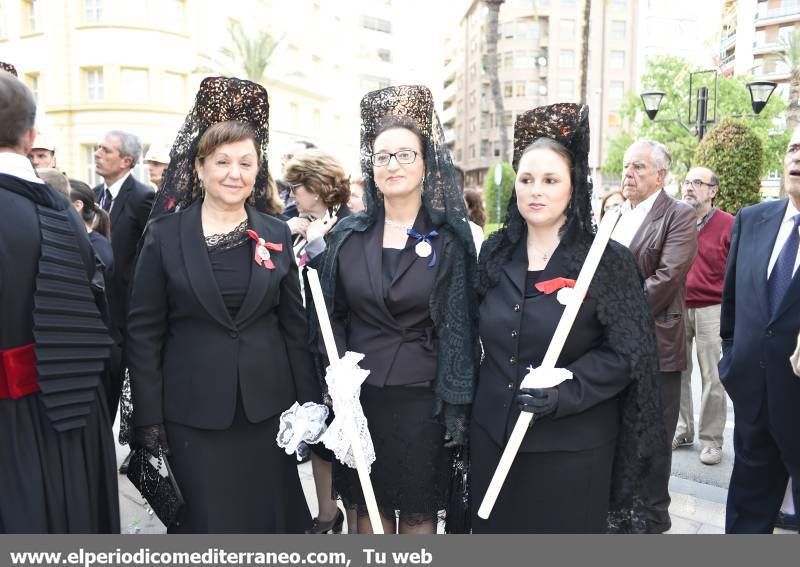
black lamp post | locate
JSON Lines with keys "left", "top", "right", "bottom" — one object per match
{"left": 640, "top": 70, "right": 777, "bottom": 140}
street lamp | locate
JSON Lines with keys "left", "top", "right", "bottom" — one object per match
{"left": 639, "top": 70, "right": 777, "bottom": 140}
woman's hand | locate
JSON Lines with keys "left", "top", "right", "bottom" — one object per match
{"left": 516, "top": 387, "right": 559, "bottom": 421}
{"left": 287, "top": 216, "right": 310, "bottom": 237}
{"left": 306, "top": 215, "right": 338, "bottom": 243}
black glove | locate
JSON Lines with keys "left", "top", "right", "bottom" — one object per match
{"left": 132, "top": 424, "right": 170, "bottom": 457}
{"left": 516, "top": 387, "right": 559, "bottom": 420}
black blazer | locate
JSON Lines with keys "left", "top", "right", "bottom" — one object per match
{"left": 472, "top": 240, "right": 632, "bottom": 453}
{"left": 332, "top": 208, "right": 444, "bottom": 387}
{"left": 126, "top": 202, "right": 320, "bottom": 429}
{"left": 94, "top": 175, "right": 155, "bottom": 337}
{"left": 719, "top": 199, "right": 800, "bottom": 454}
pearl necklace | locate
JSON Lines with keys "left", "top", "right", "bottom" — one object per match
{"left": 384, "top": 218, "right": 413, "bottom": 232}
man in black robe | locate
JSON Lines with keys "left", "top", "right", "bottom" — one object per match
{"left": 0, "top": 68, "right": 120, "bottom": 533}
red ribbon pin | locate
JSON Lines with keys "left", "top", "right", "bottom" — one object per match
{"left": 534, "top": 277, "right": 577, "bottom": 295}
{"left": 246, "top": 229, "right": 283, "bottom": 270}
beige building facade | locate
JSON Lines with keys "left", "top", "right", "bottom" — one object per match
{"left": 441, "top": 0, "right": 639, "bottom": 191}
{"left": 0, "top": 0, "right": 444, "bottom": 185}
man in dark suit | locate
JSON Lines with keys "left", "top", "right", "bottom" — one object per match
{"left": 93, "top": 130, "right": 154, "bottom": 419}
{"left": 720, "top": 127, "right": 800, "bottom": 533}
{"left": 611, "top": 140, "right": 698, "bottom": 533}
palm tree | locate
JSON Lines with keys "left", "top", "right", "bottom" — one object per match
{"left": 196, "top": 20, "right": 280, "bottom": 84}
{"left": 780, "top": 28, "right": 800, "bottom": 132}
{"left": 779, "top": 28, "right": 800, "bottom": 197}
{"left": 578, "top": 0, "right": 592, "bottom": 104}
{"left": 485, "top": 0, "right": 509, "bottom": 162}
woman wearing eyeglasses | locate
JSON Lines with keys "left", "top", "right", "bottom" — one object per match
{"left": 306, "top": 85, "right": 478, "bottom": 534}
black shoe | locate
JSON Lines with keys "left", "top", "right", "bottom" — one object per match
{"left": 118, "top": 450, "right": 133, "bottom": 475}
{"left": 775, "top": 512, "right": 799, "bottom": 531}
{"left": 306, "top": 509, "right": 344, "bottom": 534}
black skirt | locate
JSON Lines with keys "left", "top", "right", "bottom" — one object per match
{"left": 0, "top": 392, "right": 120, "bottom": 533}
{"left": 470, "top": 421, "right": 616, "bottom": 534}
{"left": 164, "top": 399, "right": 311, "bottom": 534}
{"left": 334, "top": 384, "right": 450, "bottom": 520}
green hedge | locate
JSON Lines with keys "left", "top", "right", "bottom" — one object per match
{"left": 693, "top": 119, "right": 764, "bottom": 214}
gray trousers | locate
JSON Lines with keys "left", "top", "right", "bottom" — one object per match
{"left": 675, "top": 305, "right": 728, "bottom": 448}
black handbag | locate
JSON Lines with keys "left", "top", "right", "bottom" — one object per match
{"left": 126, "top": 446, "right": 185, "bottom": 528}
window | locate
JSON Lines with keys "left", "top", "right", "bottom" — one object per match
{"left": 162, "top": 71, "right": 185, "bottom": 107}
{"left": 503, "top": 81, "right": 513, "bottom": 98}
{"left": 377, "top": 49, "right": 391, "bottom": 62}
{"left": 164, "top": 0, "right": 185, "bottom": 31}
{"left": 560, "top": 19, "right": 575, "bottom": 38}
{"left": 559, "top": 79, "right": 574, "bottom": 99}
{"left": 560, "top": 0, "right": 577, "bottom": 6}
{"left": 607, "top": 112, "right": 621, "bottom": 128}
{"left": 515, "top": 81, "right": 526, "bottom": 97}
{"left": 481, "top": 112, "right": 490, "bottom": 129}
{"left": 609, "top": 80, "right": 625, "bottom": 100}
{"left": 362, "top": 15, "right": 391, "bottom": 33}
{"left": 503, "top": 111, "right": 513, "bottom": 126}
{"left": 779, "top": 25, "right": 795, "bottom": 44}
{"left": 526, "top": 80, "right": 541, "bottom": 98}
{"left": 121, "top": 68, "right": 148, "bottom": 104}
{"left": 22, "top": 0, "right": 40, "bottom": 33}
{"left": 611, "top": 20, "right": 626, "bottom": 40}
{"left": 612, "top": 0, "right": 627, "bottom": 8}
{"left": 609, "top": 50, "right": 625, "bottom": 69}
{"left": 516, "top": 20, "right": 540, "bottom": 40}
{"left": 469, "top": 144, "right": 476, "bottom": 159}
{"left": 25, "top": 73, "right": 39, "bottom": 103}
{"left": 85, "top": 68, "right": 104, "bottom": 101}
{"left": 514, "top": 50, "right": 536, "bottom": 69}
{"left": 559, "top": 49, "right": 575, "bottom": 68}
{"left": 480, "top": 139, "right": 491, "bottom": 157}
{"left": 85, "top": 0, "right": 102, "bottom": 23}
{"left": 503, "top": 52, "right": 513, "bottom": 70}
{"left": 469, "top": 118, "right": 476, "bottom": 133}
{"left": 83, "top": 145, "right": 101, "bottom": 187}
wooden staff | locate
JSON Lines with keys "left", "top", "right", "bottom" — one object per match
{"left": 477, "top": 208, "right": 622, "bottom": 519}
{"left": 305, "top": 268, "right": 385, "bottom": 534}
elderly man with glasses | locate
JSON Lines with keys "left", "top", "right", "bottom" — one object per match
{"left": 672, "top": 167, "right": 734, "bottom": 466}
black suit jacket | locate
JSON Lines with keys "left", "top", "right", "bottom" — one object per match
{"left": 719, "top": 199, "right": 800, "bottom": 454}
{"left": 94, "top": 175, "right": 155, "bottom": 337}
{"left": 472, "top": 239, "right": 634, "bottom": 453}
{"left": 331, "top": 208, "right": 444, "bottom": 387}
{"left": 126, "top": 202, "right": 320, "bottom": 429}
{"left": 627, "top": 190, "right": 697, "bottom": 372}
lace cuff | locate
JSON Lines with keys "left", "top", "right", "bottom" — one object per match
{"left": 276, "top": 401, "right": 329, "bottom": 461}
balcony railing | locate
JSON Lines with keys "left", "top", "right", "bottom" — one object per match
{"left": 755, "top": 3, "right": 800, "bottom": 24}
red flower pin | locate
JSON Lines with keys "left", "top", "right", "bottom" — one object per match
{"left": 246, "top": 229, "right": 283, "bottom": 270}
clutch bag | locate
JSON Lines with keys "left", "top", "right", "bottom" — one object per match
{"left": 126, "top": 446, "right": 185, "bottom": 528}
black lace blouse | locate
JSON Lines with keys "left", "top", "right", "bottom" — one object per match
{"left": 205, "top": 219, "right": 251, "bottom": 319}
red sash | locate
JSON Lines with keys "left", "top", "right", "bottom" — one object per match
{"left": 0, "top": 343, "right": 40, "bottom": 399}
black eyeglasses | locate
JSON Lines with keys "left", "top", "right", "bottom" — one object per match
{"left": 370, "top": 150, "right": 418, "bottom": 167}
{"left": 682, "top": 179, "right": 716, "bottom": 189}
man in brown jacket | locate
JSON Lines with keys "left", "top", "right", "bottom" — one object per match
{"left": 612, "top": 139, "right": 698, "bottom": 533}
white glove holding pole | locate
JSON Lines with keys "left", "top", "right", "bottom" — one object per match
{"left": 520, "top": 366, "right": 573, "bottom": 389}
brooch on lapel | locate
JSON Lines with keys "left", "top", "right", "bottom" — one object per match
{"left": 407, "top": 228, "right": 439, "bottom": 267}
{"left": 246, "top": 229, "right": 283, "bottom": 270}
{"left": 535, "top": 277, "right": 584, "bottom": 306}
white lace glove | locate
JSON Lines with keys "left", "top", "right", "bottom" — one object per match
{"left": 520, "top": 365, "right": 573, "bottom": 389}
{"left": 276, "top": 401, "right": 329, "bottom": 461}
{"left": 319, "top": 351, "right": 376, "bottom": 472}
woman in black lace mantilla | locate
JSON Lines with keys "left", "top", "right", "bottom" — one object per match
{"left": 470, "top": 103, "right": 662, "bottom": 534}
{"left": 126, "top": 78, "right": 320, "bottom": 533}
{"left": 308, "top": 85, "right": 479, "bottom": 534}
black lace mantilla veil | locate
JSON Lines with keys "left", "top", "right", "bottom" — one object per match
{"left": 476, "top": 103, "right": 664, "bottom": 533}
{"left": 311, "top": 85, "right": 480, "bottom": 445}
{"left": 0, "top": 62, "right": 18, "bottom": 76}
{"left": 150, "top": 76, "right": 271, "bottom": 217}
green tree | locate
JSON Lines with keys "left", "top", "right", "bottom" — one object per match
{"left": 693, "top": 119, "right": 763, "bottom": 214}
{"left": 195, "top": 20, "right": 280, "bottom": 84}
{"left": 779, "top": 27, "right": 800, "bottom": 132}
{"left": 483, "top": 161, "right": 516, "bottom": 226}
{"left": 602, "top": 55, "right": 787, "bottom": 181}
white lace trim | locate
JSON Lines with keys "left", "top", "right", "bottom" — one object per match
{"left": 276, "top": 401, "right": 329, "bottom": 461}
{"left": 319, "top": 351, "right": 376, "bottom": 472}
